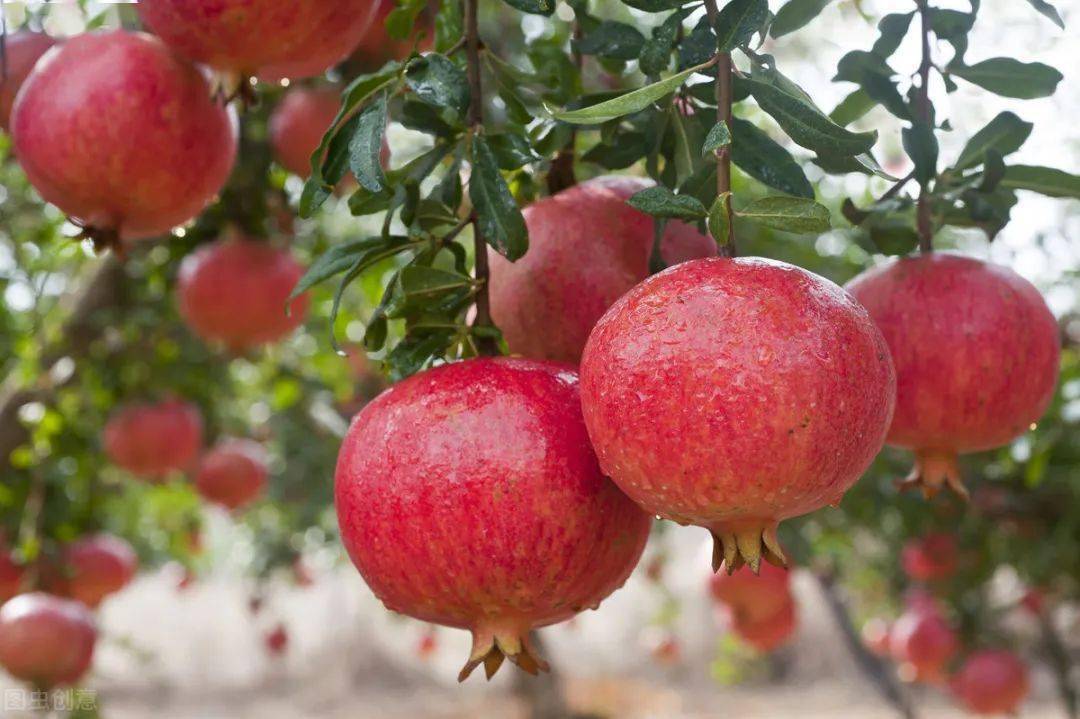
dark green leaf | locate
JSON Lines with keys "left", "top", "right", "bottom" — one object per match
{"left": 979, "top": 149, "right": 1006, "bottom": 191}
{"left": 386, "top": 0, "right": 427, "bottom": 40}
{"left": 469, "top": 136, "right": 528, "bottom": 260}
{"left": 865, "top": 214, "right": 919, "bottom": 255}
{"left": 730, "top": 118, "right": 814, "bottom": 199}
{"left": 953, "top": 111, "right": 1033, "bottom": 170}
{"left": 626, "top": 186, "right": 709, "bottom": 219}
{"left": 928, "top": 8, "right": 974, "bottom": 39}
{"left": 707, "top": 192, "right": 732, "bottom": 247}
{"left": 678, "top": 17, "right": 717, "bottom": 70}
{"left": 871, "top": 12, "right": 914, "bottom": 58}
{"left": 386, "top": 266, "right": 475, "bottom": 317}
{"left": 747, "top": 78, "right": 877, "bottom": 156}
{"left": 406, "top": 54, "right": 470, "bottom": 116}
{"left": 639, "top": 10, "right": 689, "bottom": 76}
{"left": 582, "top": 131, "right": 650, "bottom": 169}
{"left": 486, "top": 132, "right": 541, "bottom": 170}
{"left": 714, "top": 0, "right": 769, "bottom": 52}
{"left": 702, "top": 121, "right": 731, "bottom": 155}
{"left": 434, "top": 0, "right": 464, "bottom": 52}
{"left": 399, "top": 99, "right": 460, "bottom": 137}
{"left": 813, "top": 151, "right": 898, "bottom": 180}
{"left": 348, "top": 92, "right": 389, "bottom": 193}
{"left": 902, "top": 122, "right": 939, "bottom": 186}
{"left": 618, "top": 0, "right": 682, "bottom": 11}
{"left": 736, "top": 196, "right": 831, "bottom": 233}
{"left": 999, "top": 165, "right": 1080, "bottom": 198}
{"left": 771, "top": 0, "right": 831, "bottom": 38}
{"left": 553, "top": 61, "right": 707, "bottom": 124}
{"left": 386, "top": 329, "right": 457, "bottom": 381}
{"left": 574, "top": 20, "right": 645, "bottom": 60}
{"left": 829, "top": 89, "right": 875, "bottom": 126}
{"left": 289, "top": 236, "right": 389, "bottom": 300}
{"left": 499, "top": 0, "right": 556, "bottom": 16}
{"left": 1022, "top": 0, "right": 1064, "bottom": 28}
{"left": 834, "top": 51, "right": 911, "bottom": 120}
{"left": 950, "top": 58, "right": 1063, "bottom": 99}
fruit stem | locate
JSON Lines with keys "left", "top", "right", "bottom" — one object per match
{"left": 703, "top": 0, "right": 736, "bottom": 258}
{"left": 898, "top": 449, "right": 968, "bottom": 500}
{"left": 546, "top": 21, "right": 582, "bottom": 194}
{"left": 459, "top": 622, "right": 551, "bottom": 682}
{"left": 710, "top": 522, "right": 786, "bottom": 574}
{"left": 914, "top": 0, "right": 934, "bottom": 254}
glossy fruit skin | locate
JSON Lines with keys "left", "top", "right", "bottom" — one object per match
{"left": 951, "top": 650, "right": 1030, "bottom": 715}
{"left": 709, "top": 562, "right": 792, "bottom": 624}
{"left": 890, "top": 608, "right": 958, "bottom": 683}
{"left": 137, "top": 0, "right": 381, "bottom": 80}
{"left": 195, "top": 439, "right": 268, "bottom": 510}
{"left": 11, "top": 31, "right": 236, "bottom": 241}
{"left": 48, "top": 534, "right": 138, "bottom": 609}
{"left": 0, "top": 593, "right": 96, "bottom": 687}
{"left": 901, "top": 533, "right": 958, "bottom": 583}
{"left": 336, "top": 357, "right": 651, "bottom": 680}
{"left": 177, "top": 238, "right": 309, "bottom": 352}
{"left": 0, "top": 32, "right": 56, "bottom": 131}
{"left": 103, "top": 399, "right": 203, "bottom": 479}
{"left": 489, "top": 175, "right": 717, "bottom": 364}
{"left": 580, "top": 257, "right": 896, "bottom": 571}
{"left": 731, "top": 598, "right": 797, "bottom": 652}
{"left": 846, "top": 254, "right": 1060, "bottom": 497}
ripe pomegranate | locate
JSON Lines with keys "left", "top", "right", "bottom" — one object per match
{"left": 890, "top": 607, "right": 958, "bottom": 683}
{"left": 488, "top": 175, "right": 717, "bottom": 364}
{"left": 846, "top": 254, "right": 1060, "bottom": 498}
{"left": 950, "top": 649, "right": 1030, "bottom": 715}
{"left": 103, "top": 399, "right": 203, "bottom": 479}
{"left": 265, "top": 623, "right": 288, "bottom": 656}
{"left": 194, "top": 439, "right": 268, "bottom": 510}
{"left": 11, "top": 31, "right": 236, "bottom": 244}
{"left": 336, "top": 357, "right": 651, "bottom": 680}
{"left": 0, "top": 550, "right": 26, "bottom": 603}
{"left": 579, "top": 257, "right": 896, "bottom": 572}
{"left": 177, "top": 237, "right": 309, "bottom": 352}
{"left": 0, "top": 32, "right": 56, "bottom": 131}
{"left": 137, "top": 0, "right": 381, "bottom": 81}
{"left": 901, "top": 533, "right": 958, "bottom": 583}
{"left": 0, "top": 593, "right": 96, "bottom": 687}
{"left": 731, "top": 598, "right": 797, "bottom": 652}
{"left": 350, "top": 0, "right": 433, "bottom": 69}
{"left": 48, "top": 534, "right": 138, "bottom": 609}
{"left": 709, "top": 562, "right": 792, "bottom": 624}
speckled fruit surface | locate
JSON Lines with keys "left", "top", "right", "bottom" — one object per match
{"left": 951, "top": 649, "right": 1030, "bottom": 715}
{"left": 489, "top": 175, "right": 717, "bottom": 364}
{"left": 103, "top": 399, "right": 203, "bottom": 479}
{"left": 0, "top": 32, "right": 55, "bottom": 131}
{"left": 335, "top": 357, "right": 651, "bottom": 680}
{"left": 47, "top": 534, "right": 138, "bottom": 609}
{"left": 580, "top": 257, "right": 896, "bottom": 572}
{"left": 195, "top": 439, "right": 268, "bottom": 510}
{"left": 0, "top": 593, "right": 97, "bottom": 687}
{"left": 11, "top": 31, "right": 236, "bottom": 242}
{"left": 846, "top": 253, "right": 1060, "bottom": 498}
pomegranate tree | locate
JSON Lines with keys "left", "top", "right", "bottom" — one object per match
{"left": 177, "top": 237, "right": 309, "bottom": 352}
{"left": 103, "top": 399, "right": 203, "bottom": 479}
{"left": 48, "top": 534, "right": 138, "bottom": 609}
{"left": 336, "top": 357, "right": 651, "bottom": 679}
{"left": 950, "top": 649, "right": 1029, "bottom": 715}
{"left": 136, "top": 0, "right": 381, "bottom": 81}
{"left": 0, "top": 592, "right": 97, "bottom": 687}
{"left": 579, "top": 257, "right": 896, "bottom": 572}
{"left": 488, "top": 175, "right": 717, "bottom": 364}
{"left": 0, "top": 31, "right": 56, "bottom": 131}
{"left": 889, "top": 607, "right": 958, "bottom": 683}
{"left": 10, "top": 31, "right": 236, "bottom": 245}
{"left": 709, "top": 562, "right": 792, "bottom": 624}
{"left": 195, "top": 439, "right": 269, "bottom": 510}
{"left": 846, "top": 254, "right": 1060, "bottom": 498}
{"left": 901, "top": 533, "right": 958, "bottom": 582}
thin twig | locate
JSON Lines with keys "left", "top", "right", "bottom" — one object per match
{"left": 703, "top": 0, "right": 736, "bottom": 256}
{"left": 879, "top": 171, "right": 916, "bottom": 203}
{"left": 914, "top": 0, "right": 934, "bottom": 253}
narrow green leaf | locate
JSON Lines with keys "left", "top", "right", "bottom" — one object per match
{"left": 707, "top": 192, "right": 732, "bottom": 247}
{"left": 499, "top": 0, "right": 556, "bottom": 15}
{"left": 626, "top": 186, "right": 708, "bottom": 220}
{"left": 618, "top": 0, "right": 683, "bottom": 11}
{"left": 999, "top": 165, "right": 1080, "bottom": 199}
{"left": 829, "top": 89, "right": 875, "bottom": 126}
{"left": 714, "top": 0, "right": 769, "bottom": 52}
{"left": 736, "top": 196, "right": 831, "bottom": 233}
{"left": 730, "top": 118, "right": 814, "bottom": 199}
{"left": 902, "top": 122, "right": 939, "bottom": 186}
{"left": 953, "top": 111, "right": 1033, "bottom": 170}
{"left": 470, "top": 135, "right": 529, "bottom": 260}
{"left": 552, "top": 61, "right": 709, "bottom": 125}
{"left": 950, "top": 58, "right": 1063, "bottom": 99}
{"left": 678, "top": 17, "right": 717, "bottom": 70}
{"left": 702, "top": 121, "right": 731, "bottom": 156}
{"left": 349, "top": 92, "right": 389, "bottom": 193}
{"left": 871, "top": 12, "right": 914, "bottom": 58}
{"left": 486, "top": 132, "right": 541, "bottom": 170}
{"left": 747, "top": 78, "right": 878, "bottom": 156}
{"left": 574, "top": 20, "right": 645, "bottom": 61}
{"left": 770, "top": 0, "right": 831, "bottom": 38}
{"left": 639, "top": 9, "right": 689, "bottom": 76}
{"left": 406, "top": 53, "right": 470, "bottom": 116}
{"left": 1022, "top": 0, "right": 1065, "bottom": 28}
{"left": 289, "top": 237, "right": 389, "bottom": 300}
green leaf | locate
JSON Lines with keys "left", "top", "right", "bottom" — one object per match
{"left": 770, "top": 0, "right": 831, "bottom": 38}
{"left": 499, "top": 0, "right": 556, "bottom": 15}
{"left": 386, "top": 266, "right": 475, "bottom": 317}
{"left": 730, "top": 118, "right": 814, "bottom": 199}
{"left": 618, "top": 0, "right": 682, "bottom": 11}
{"left": 581, "top": 131, "right": 650, "bottom": 169}
{"left": 834, "top": 51, "right": 911, "bottom": 120}
{"left": 678, "top": 17, "right": 716, "bottom": 70}
{"left": 714, "top": 0, "right": 769, "bottom": 52}
{"left": 707, "top": 192, "right": 732, "bottom": 248}
{"left": 348, "top": 92, "right": 389, "bottom": 193}
{"left": 386, "top": 0, "right": 427, "bottom": 40}
{"left": 953, "top": 111, "right": 1033, "bottom": 170}
{"left": 746, "top": 78, "right": 877, "bottom": 156}
{"left": 829, "top": 89, "right": 874, "bottom": 126}
{"left": 871, "top": 12, "right": 914, "bottom": 58}
{"left": 902, "top": 122, "right": 939, "bottom": 187}
{"left": 574, "top": 20, "right": 645, "bottom": 60}
{"left": 736, "top": 196, "right": 831, "bottom": 233}
{"left": 486, "top": 132, "right": 541, "bottom": 170}
{"left": 626, "top": 186, "right": 708, "bottom": 220}
{"left": 552, "top": 61, "right": 708, "bottom": 125}
{"left": 435, "top": 0, "right": 464, "bottom": 52}
{"left": 702, "top": 121, "right": 731, "bottom": 156}
{"left": 950, "top": 58, "right": 1063, "bottom": 99}
{"left": 813, "top": 151, "right": 898, "bottom": 180}
{"left": 865, "top": 214, "right": 919, "bottom": 255}
{"left": 999, "top": 165, "right": 1080, "bottom": 199}
{"left": 639, "top": 9, "right": 689, "bottom": 76}
{"left": 406, "top": 54, "right": 470, "bottom": 117}
{"left": 469, "top": 135, "right": 528, "bottom": 260}
{"left": 289, "top": 237, "right": 389, "bottom": 300}
{"left": 1022, "top": 0, "right": 1064, "bottom": 28}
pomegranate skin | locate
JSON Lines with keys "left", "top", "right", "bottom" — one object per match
{"left": 177, "top": 238, "right": 309, "bottom": 352}
{"left": 489, "top": 175, "right": 717, "bottom": 364}
{"left": 951, "top": 650, "right": 1029, "bottom": 715}
{"left": 103, "top": 399, "right": 203, "bottom": 479}
{"left": 137, "top": 0, "right": 381, "bottom": 81}
{"left": 49, "top": 534, "right": 138, "bottom": 609}
{"left": 0, "top": 593, "right": 96, "bottom": 687}
{"left": 890, "top": 608, "right": 958, "bottom": 683}
{"left": 846, "top": 254, "right": 1060, "bottom": 498}
{"left": 732, "top": 597, "right": 797, "bottom": 652}
{"left": 901, "top": 533, "right": 958, "bottom": 583}
{"left": 580, "top": 257, "right": 896, "bottom": 571}
{"left": 709, "top": 562, "right": 792, "bottom": 624}
{"left": 10, "top": 31, "right": 236, "bottom": 242}
{"left": 335, "top": 357, "right": 651, "bottom": 680}
{"left": 195, "top": 439, "right": 268, "bottom": 510}
{"left": 0, "top": 32, "right": 56, "bottom": 131}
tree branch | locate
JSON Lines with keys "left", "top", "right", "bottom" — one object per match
{"left": 914, "top": 0, "right": 934, "bottom": 254}
{"left": 703, "top": 0, "right": 736, "bottom": 257}
{"left": 1037, "top": 610, "right": 1079, "bottom": 719}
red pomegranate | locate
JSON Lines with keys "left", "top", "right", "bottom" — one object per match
{"left": 0, "top": 550, "right": 26, "bottom": 603}
{"left": 709, "top": 562, "right": 792, "bottom": 624}
{"left": 890, "top": 607, "right": 958, "bottom": 683}
{"left": 350, "top": 1, "right": 433, "bottom": 69}
{"left": 731, "top": 598, "right": 797, "bottom": 652}
{"left": 579, "top": 257, "right": 896, "bottom": 572}
{"left": 846, "top": 254, "right": 1060, "bottom": 498}
{"left": 137, "top": 0, "right": 381, "bottom": 81}
{"left": 48, "top": 534, "right": 138, "bottom": 609}
{"left": 194, "top": 439, "right": 268, "bottom": 510}
{"left": 0, "top": 32, "right": 56, "bottom": 131}
{"left": 0, "top": 592, "right": 96, "bottom": 687}
{"left": 950, "top": 649, "right": 1030, "bottom": 715}
{"left": 265, "top": 623, "right": 289, "bottom": 656}
{"left": 177, "top": 237, "right": 309, "bottom": 352}
{"left": 103, "top": 399, "right": 203, "bottom": 479}
{"left": 336, "top": 357, "right": 651, "bottom": 680}
{"left": 489, "top": 175, "right": 717, "bottom": 364}
{"left": 901, "top": 533, "right": 958, "bottom": 582}
{"left": 11, "top": 31, "right": 236, "bottom": 244}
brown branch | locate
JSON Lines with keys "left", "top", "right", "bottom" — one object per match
{"left": 546, "top": 21, "right": 582, "bottom": 195}
{"left": 703, "top": 0, "right": 736, "bottom": 257}
{"left": 914, "top": 0, "right": 934, "bottom": 254}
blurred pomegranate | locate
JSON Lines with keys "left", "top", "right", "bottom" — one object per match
{"left": 901, "top": 533, "right": 958, "bottom": 582}
{"left": 732, "top": 599, "right": 797, "bottom": 652}
{"left": 951, "top": 650, "right": 1029, "bottom": 715}
{"left": 710, "top": 562, "right": 792, "bottom": 624}
{"left": 195, "top": 439, "right": 268, "bottom": 511}
{"left": 103, "top": 399, "right": 203, "bottom": 479}
{"left": 0, "top": 593, "right": 96, "bottom": 687}
{"left": 890, "top": 607, "right": 958, "bottom": 683}
{"left": 0, "top": 32, "right": 56, "bottom": 131}
{"left": 265, "top": 623, "right": 289, "bottom": 656}
{"left": 47, "top": 534, "right": 137, "bottom": 609}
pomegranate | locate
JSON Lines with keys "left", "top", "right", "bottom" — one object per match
{"left": 709, "top": 562, "right": 792, "bottom": 624}
{"left": 0, "top": 550, "right": 25, "bottom": 603}
{"left": 103, "top": 399, "right": 203, "bottom": 479}
{"left": 350, "top": 0, "right": 433, "bottom": 69}
{"left": 0, "top": 593, "right": 96, "bottom": 687}
{"left": 862, "top": 618, "right": 892, "bottom": 657}
{"left": 846, "top": 254, "right": 1060, "bottom": 498}
{"left": 901, "top": 533, "right": 958, "bottom": 582}
{"left": 950, "top": 649, "right": 1030, "bottom": 715}
{"left": 0, "top": 32, "right": 56, "bottom": 131}
{"left": 579, "top": 257, "right": 896, "bottom": 572}
{"left": 137, "top": 0, "right": 381, "bottom": 81}
{"left": 336, "top": 357, "right": 651, "bottom": 680}
{"left": 889, "top": 607, "right": 958, "bottom": 683}
{"left": 177, "top": 237, "right": 309, "bottom": 352}
{"left": 1019, "top": 588, "right": 1044, "bottom": 616}
{"left": 48, "top": 534, "right": 138, "bottom": 609}
{"left": 11, "top": 31, "right": 236, "bottom": 244}
{"left": 265, "top": 623, "right": 288, "bottom": 656}
{"left": 731, "top": 598, "right": 797, "bottom": 652}
{"left": 194, "top": 439, "right": 268, "bottom": 510}
{"left": 488, "top": 175, "right": 717, "bottom": 364}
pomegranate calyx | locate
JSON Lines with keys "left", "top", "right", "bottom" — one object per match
{"left": 458, "top": 626, "right": 550, "bottom": 682}
{"left": 897, "top": 450, "right": 969, "bottom": 501}
{"left": 710, "top": 523, "right": 786, "bottom": 574}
